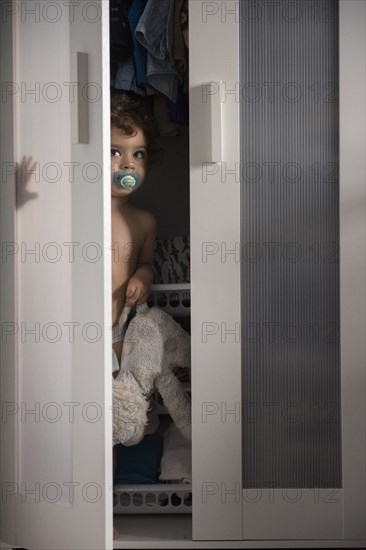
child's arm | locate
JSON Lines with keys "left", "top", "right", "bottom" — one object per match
{"left": 125, "top": 212, "right": 157, "bottom": 306}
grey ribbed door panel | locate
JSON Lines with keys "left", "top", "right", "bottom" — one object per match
{"left": 241, "top": 0, "right": 341, "bottom": 488}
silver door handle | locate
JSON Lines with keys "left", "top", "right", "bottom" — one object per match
{"left": 205, "top": 80, "right": 223, "bottom": 163}
{"left": 72, "top": 52, "right": 89, "bottom": 144}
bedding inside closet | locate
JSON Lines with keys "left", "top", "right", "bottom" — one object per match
{"left": 109, "top": 0, "right": 192, "bottom": 543}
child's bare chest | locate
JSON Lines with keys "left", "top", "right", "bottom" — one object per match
{"left": 112, "top": 214, "right": 144, "bottom": 266}
{"left": 111, "top": 210, "right": 145, "bottom": 318}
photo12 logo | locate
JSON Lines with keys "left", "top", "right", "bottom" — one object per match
{"left": 201, "top": 81, "right": 338, "bottom": 105}
{"left": 2, "top": 81, "right": 102, "bottom": 104}
{"left": 1, "top": 1, "right": 102, "bottom": 24}
{"left": 201, "top": 481, "right": 341, "bottom": 504}
{"left": 201, "top": 1, "right": 337, "bottom": 24}
{"left": 2, "top": 480, "right": 103, "bottom": 504}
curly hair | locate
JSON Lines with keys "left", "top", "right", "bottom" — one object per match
{"left": 110, "top": 91, "right": 160, "bottom": 168}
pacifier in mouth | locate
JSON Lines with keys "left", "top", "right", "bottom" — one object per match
{"left": 113, "top": 170, "right": 142, "bottom": 190}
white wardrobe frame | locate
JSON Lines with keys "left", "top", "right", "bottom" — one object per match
{"left": 190, "top": 0, "right": 366, "bottom": 544}
{"left": 0, "top": 0, "right": 365, "bottom": 549}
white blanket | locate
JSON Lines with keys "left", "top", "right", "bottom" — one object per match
{"left": 159, "top": 423, "right": 191, "bottom": 483}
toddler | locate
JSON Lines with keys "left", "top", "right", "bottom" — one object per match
{"left": 110, "top": 92, "right": 158, "bottom": 371}
{"left": 110, "top": 91, "right": 159, "bottom": 540}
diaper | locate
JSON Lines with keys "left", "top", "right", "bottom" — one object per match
{"left": 112, "top": 348, "right": 120, "bottom": 374}
{"left": 112, "top": 306, "right": 137, "bottom": 373}
{"left": 112, "top": 324, "right": 123, "bottom": 374}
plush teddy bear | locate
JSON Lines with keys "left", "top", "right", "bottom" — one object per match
{"left": 113, "top": 303, "right": 191, "bottom": 446}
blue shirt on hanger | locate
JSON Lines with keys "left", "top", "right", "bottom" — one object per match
{"left": 128, "top": 0, "right": 149, "bottom": 87}
{"left": 135, "top": 0, "right": 182, "bottom": 102}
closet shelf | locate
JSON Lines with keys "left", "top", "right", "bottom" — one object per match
{"left": 150, "top": 283, "right": 190, "bottom": 291}
{"left": 113, "top": 483, "right": 192, "bottom": 515}
{"left": 147, "top": 284, "right": 191, "bottom": 316}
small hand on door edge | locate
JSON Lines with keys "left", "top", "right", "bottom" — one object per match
{"left": 15, "top": 155, "right": 39, "bottom": 209}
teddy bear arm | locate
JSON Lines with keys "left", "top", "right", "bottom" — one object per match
{"left": 155, "top": 372, "right": 191, "bottom": 440}
{"left": 112, "top": 373, "right": 149, "bottom": 446}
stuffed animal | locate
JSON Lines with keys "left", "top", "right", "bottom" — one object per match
{"left": 113, "top": 303, "right": 191, "bottom": 446}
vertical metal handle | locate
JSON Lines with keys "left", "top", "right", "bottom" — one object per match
{"left": 72, "top": 52, "right": 89, "bottom": 144}
{"left": 206, "top": 80, "right": 223, "bottom": 162}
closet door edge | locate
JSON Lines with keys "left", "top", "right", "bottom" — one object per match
{"left": 339, "top": 0, "right": 366, "bottom": 542}
{"left": 189, "top": 0, "right": 242, "bottom": 541}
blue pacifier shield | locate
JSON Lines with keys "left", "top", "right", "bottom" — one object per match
{"left": 113, "top": 170, "right": 141, "bottom": 190}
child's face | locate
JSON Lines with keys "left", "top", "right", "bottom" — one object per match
{"left": 110, "top": 125, "right": 147, "bottom": 197}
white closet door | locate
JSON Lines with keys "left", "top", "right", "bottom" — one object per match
{"left": 190, "top": 0, "right": 365, "bottom": 543}
{"left": 190, "top": 0, "right": 242, "bottom": 541}
{"left": 0, "top": 2, "right": 112, "bottom": 549}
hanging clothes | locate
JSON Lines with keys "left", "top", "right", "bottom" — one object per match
{"left": 110, "top": 0, "right": 190, "bottom": 120}
{"left": 110, "top": 0, "right": 134, "bottom": 64}
{"left": 180, "top": 0, "right": 188, "bottom": 49}
{"left": 166, "top": 87, "right": 189, "bottom": 126}
{"left": 128, "top": 0, "right": 149, "bottom": 87}
{"left": 153, "top": 94, "right": 180, "bottom": 137}
{"left": 168, "top": 0, "right": 188, "bottom": 92}
{"left": 114, "top": 57, "right": 146, "bottom": 96}
{"left": 135, "top": 0, "right": 182, "bottom": 103}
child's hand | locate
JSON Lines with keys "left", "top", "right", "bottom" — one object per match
{"left": 16, "top": 155, "right": 38, "bottom": 208}
{"left": 16, "top": 155, "right": 37, "bottom": 185}
{"left": 125, "top": 275, "right": 150, "bottom": 306}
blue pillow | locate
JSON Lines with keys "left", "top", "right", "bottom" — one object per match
{"left": 115, "top": 435, "right": 164, "bottom": 484}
